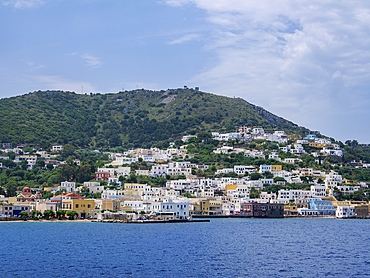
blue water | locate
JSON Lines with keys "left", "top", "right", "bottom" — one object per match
{"left": 0, "top": 218, "right": 370, "bottom": 277}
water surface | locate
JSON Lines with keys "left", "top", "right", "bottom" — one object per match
{"left": 0, "top": 218, "right": 369, "bottom": 277}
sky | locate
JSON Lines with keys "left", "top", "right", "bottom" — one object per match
{"left": 1, "top": 0, "right": 370, "bottom": 143}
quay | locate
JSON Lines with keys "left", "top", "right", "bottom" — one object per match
{"left": 92, "top": 219, "right": 210, "bottom": 224}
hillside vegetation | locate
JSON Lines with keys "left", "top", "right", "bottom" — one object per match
{"left": 0, "top": 89, "right": 308, "bottom": 149}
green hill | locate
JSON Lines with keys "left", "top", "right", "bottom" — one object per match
{"left": 0, "top": 88, "right": 308, "bottom": 149}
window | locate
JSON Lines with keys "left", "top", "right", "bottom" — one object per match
{"left": 76, "top": 204, "right": 79, "bottom": 208}
{"left": 88, "top": 204, "right": 91, "bottom": 208}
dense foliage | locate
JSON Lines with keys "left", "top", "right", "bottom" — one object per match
{"left": 0, "top": 89, "right": 304, "bottom": 149}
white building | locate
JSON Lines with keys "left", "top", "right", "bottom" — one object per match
{"left": 51, "top": 145, "right": 63, "bottom": 152}
{"left": 336, "top": 206, "right": 355, "bottom": 218}
{"left": 268, "top": 152, "right": 280, "bottom": 160}
{"left": 115, "top": 167, "right": 131, "bottom": 177}
{"left": 135, "top": 169, "right": 150, "bottom": 176}
{"left": 259, "top": 165, "right": 271, "bottom": 173}
{"left": 166, "top": 179, "right": 198, "bottom": 191}
{"left": 278, "top": 189, "right": 312, "bottom": 203}
{"left": 321, "top": 148, "right": 343, "bottom": 157}
{"left": 310, "top": 185, "right": 327, "bottom": 198}
{"left": 60, "top": 181, "right": 76, "bottom": 193}
{"left": 101, "top": 189, "right": 117, "bottom": 200}
{"left": 216, "top": 168, "right": 234, "bottom": 175}
{"left": 97, "top": 167, "right": 115, "bottom": 176}
{"left": 108, "top": 177, "right": 121, "bottom": 186}
{"left": 143, "top": 201, "right": 161, "bottom": 212}
{"left": 325, "top": 172, "right": 342, "bottom": 190}
{"left": 150, "top": 164, "right": 168, "bottom": 177}
{"left": 182, "top": 135, "right": 197, "bottom": 142}
{"left": 252, "top": 128, "right": 264, "bottom": 135}
{"left": 234, "top": 165, "right": 248, "bottom": 175}
{"left": 122, "top": 201, "right": 144, "bottom": 212}
{"left": 84, "top": 182, "right": 104, "bottom": 194}
{"left": 160, "top": 199, "right": 190, "bottom": 219}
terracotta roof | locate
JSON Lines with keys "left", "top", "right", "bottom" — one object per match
{"left": 62, "top": 192, "right": 84, "bottom": 200}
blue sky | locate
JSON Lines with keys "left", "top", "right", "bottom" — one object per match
{"left": 1, "top": 0, "right": 370, "bottom": 143}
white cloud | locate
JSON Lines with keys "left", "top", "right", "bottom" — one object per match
{"left": 1, "top": 0, "right": 44, "bottom": 9}
{"left": 81, "top": 53, "right": 102, "bottom": 68}
{"left": 26, "top": 61, "right": 45, "bottom": 71}
{"left": 166, "top": 0, "right": 370, "bottom": 141}
{"left": 168, "top": 34, "right": 200, "bottom": 45}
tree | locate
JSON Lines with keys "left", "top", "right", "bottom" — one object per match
{"left": 197, "top": 132, "right": 212, "bottom": 142}
{"left": 5, "top": 181, "right": 18, "bottom": 197}
{"left": 249, "top": 187, "right": 260, "bottom": 198}
{"left": 46, "top": 163, "right": 54, "bottom": 170}
{"left": 67, "top": 210, "right": 78, "bottom": 220}
{"left": 56, "top": 210, "right": 66, "bottom": 219}
{"left": 273, "top": 177, "right": 286, "bottom": 183}
{"left": 43, "top": 210, "right": 55, "bottom": 219}
{"left": 333, "top": 187, "right": 343, "bottom": 201}
{"left": 20, "top": 211, "right": 28, "bottom": 217}
{"left": 61, "top": 144, "right": 76, "bottom": 158}
{"left": 42, "top": 191, "right": 54, "bottom": 200}
{"left": 36, "top": 160, "right": 45, "bottom": 168}
{"left": 20, "top": 160, "right": 28, "bottom": 170}
{"left": 19, "top": 211, "right": 28, "bottom": 220}
{"left": 174, "top": 139, "right": 183, "bottom": 148}
{"left": 263, "top": 171, "right": 273, "bottom": 179}
{"left": 250, "top": 173, "right": 262, "bottom": 180}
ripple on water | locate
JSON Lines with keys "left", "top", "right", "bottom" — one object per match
{"left": 0, "top": 219, "right": 369, "bottom": 277}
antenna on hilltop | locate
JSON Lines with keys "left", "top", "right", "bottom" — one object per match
{"left": 82, "top": 86, "right": 84, "bottom": 94}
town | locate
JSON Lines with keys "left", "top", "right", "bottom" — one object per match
{"left": 0, "top": 126, "right": 369, "bottom": 221}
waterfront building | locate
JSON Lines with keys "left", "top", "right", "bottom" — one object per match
{"left": 336, "top": 206, "right": 355, "bottom": 218}
{"left": 307, "top": 198, "right": 335, "bottom": 216}
{"left": 160, "top": 199, "right": 189, "bottom": 219}
{"left": 62, "top": 199, "right": 96, "bottom": 218}
{"left": 193, "top": 200, "right": 222, "bottom": 215}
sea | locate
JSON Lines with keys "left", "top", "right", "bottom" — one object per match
{"left": 0, "top": 218, "right": 369, "bottom": 277}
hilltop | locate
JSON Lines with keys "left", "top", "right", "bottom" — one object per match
{"left": 0, "top": 88, "right": 309, "bottom": 149}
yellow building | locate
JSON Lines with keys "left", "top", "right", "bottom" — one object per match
{"left": 62, "top": 199, "right": 96, "bottom": 218}
{"left": 193, "top": 200, "right": 222, "bottom": 215}
{"left": 271, "top": 165, "right": 282, "bottom": 172}
{"left": 8, "top": 197, "right": 17, "bottom": 204}
{"left": 331, "top": 200, "right": 351, "bottom": 209}
{"left": 102, "top": 199, "right": 120, "bottom": 212}
{"left": 124, "top": 183, "right": 145, "bottom": 190}
{"left": 309, "top": 143, "right": 333, "bottom": 148}
{"left": 353, "top": 204, "right": 369, "bottom": 217}
{"left": 284, "top": 205, "right": 298, "bottom": 216}
{"left": 43, "top": 187, "right": 52, "bottom": 192}
{"left": 123, "top": 189, "right": 142, "bottom": 198}
{"left": 124, "top": 183, "right": 146, "bottom": 197}
{"left": 225, "top": 184, "right": 237, "bottom": 196}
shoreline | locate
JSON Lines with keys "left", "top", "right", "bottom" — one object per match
{"left": 0, "top": 219, "right": 93, "bottom": 223}
{"left": 1, "top": 216, "right": 368, "bottom": 222}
